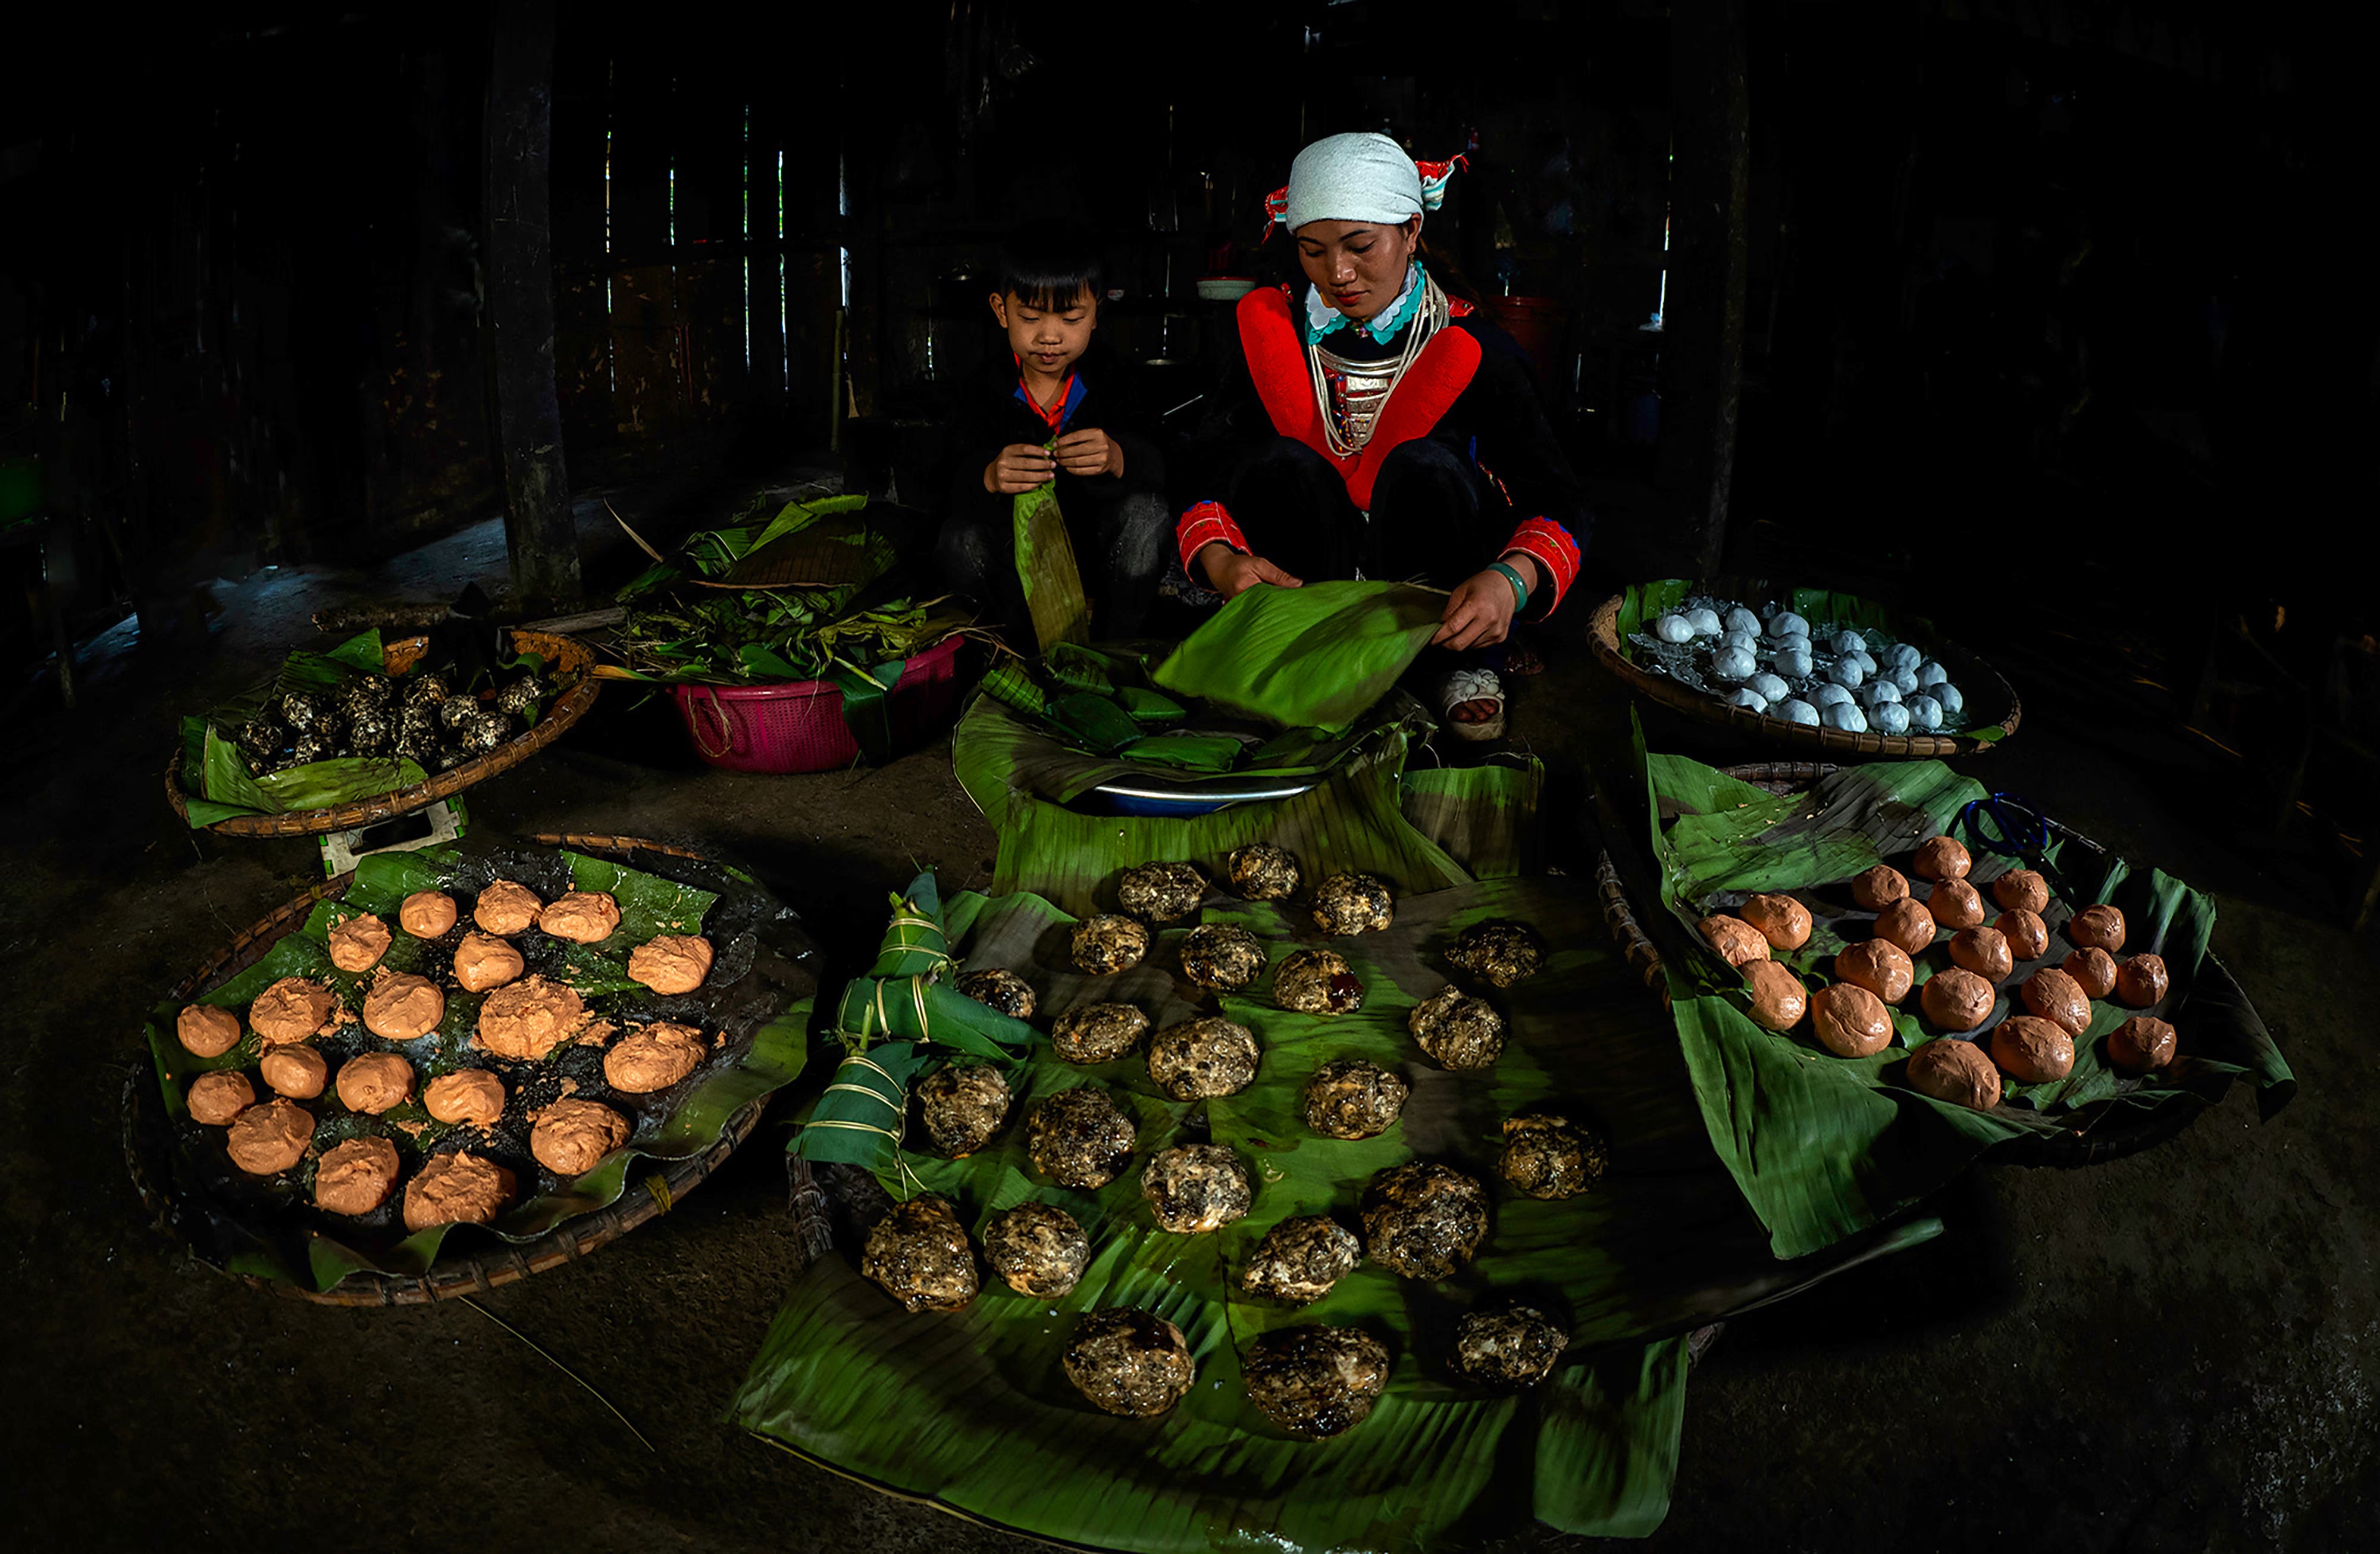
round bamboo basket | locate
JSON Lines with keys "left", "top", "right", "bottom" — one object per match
{"left": 164, "top": 629, "right": 603, "bottom": 837}
{"left": 1593, "top": 764, "right": 2223, "bottom": 1168}
{"left": 1586, "top": 584, "right": 2022, "bottom": 759}
{"left": 124, "top": 834, "right": 776, "bottom": 1306}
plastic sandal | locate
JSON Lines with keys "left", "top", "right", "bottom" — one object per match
{"left": 1442, "top": 666, "right": 1506, "bottom": 742}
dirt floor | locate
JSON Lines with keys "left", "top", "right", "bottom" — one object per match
{"left": 3, "top": 475, "right": 2373, "bottom": 1552}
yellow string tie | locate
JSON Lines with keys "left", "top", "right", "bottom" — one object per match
{"left": 643, "top": 1173, "right": 673, "bottom": 1214}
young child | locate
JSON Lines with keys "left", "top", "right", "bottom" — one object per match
{"left": 935, "top": 224, "right": 1170, "bottom": 643}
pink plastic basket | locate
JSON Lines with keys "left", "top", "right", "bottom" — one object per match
{"left": 667, "top": 635, "right": 968, "bottom": 774}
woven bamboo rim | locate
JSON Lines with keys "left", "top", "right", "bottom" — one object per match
{"left": 1586, "top": 588, "right": 2022, "bottom": 758}
{"left": 1594, "top": 764, "right": 2217, "bottom": 1169}
{"left": 163, "top": 629, "right": 605, "bottom": 837}
{"left": 124, "top": 834, "right": 767, "bottom": 1306}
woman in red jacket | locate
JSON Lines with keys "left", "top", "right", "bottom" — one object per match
{"left": 1176, "top": 132, "right": 1586, "bottom": 737}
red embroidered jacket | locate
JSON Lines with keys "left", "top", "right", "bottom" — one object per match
{"left": 1175, "top": 283, "right": 1584, "bottom": 615}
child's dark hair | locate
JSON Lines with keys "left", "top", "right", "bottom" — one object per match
{"left": 998, "top": 223, "right": 1105, "bottom": 312}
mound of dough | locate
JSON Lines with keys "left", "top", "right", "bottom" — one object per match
{"left": 226, "top": 1098, "right": 315, "bottom": 1175}
{"left": 1745, "top": 961, "right": 1808, "bottom": 1031}
{"left": 1180, "top": 924, "right": 1264, "bottom": 991}
{"left": 362, "top": 973, "right": 444, "bottom": 1041}
{"left": 1912, "top": 836, "right": 1972, "bottom": 881}
{"left": 1140, "top": 1143, "right": 1252, "bottom": 1234}
{"left": 177, "top": 1005, "right": 243, "bottom": 1058}
{"left": 2110, "top": 1015, "right": 2178, "bottom": 1072}
{"left": 1027, "top": 1087, "right": 1136, "bottom": 1187}
{"left": 916, "top": 1062, "right": 1010, "bottom": 1158}
{"left": 1927, "top": 878, "right": 1986, "bottom": 930}
{"left": 250, "top": 977, "right": 336, "bottom": 1046}
{"left": 1446, "top": 922, "right": 1546, "bottom": 986}
{"left": 1852, "top": 865, "right": 1909, "bottom": 911}
{"left": 1241, "top": 1215, "right": 1363, "bottom": 1306}
{"left": 1498, "top": 1115, "right": 1610, "bottom": 1200}
{"left": 1739, "top": 893, "right": 1812, "bottom": 951}
{"left": 259, "top": 1045, "right": 327, "bottom": 1099}
{"left": 1244, "top": 1326, "right": 1390, "bottom": 1439}
{"left": 2116, "top": 953, "right": 2168, "bottom": 1007}
{"left": 187, "top": 1070, "right": 255, "bottom": 1125}
{"left": 1991, "top": 870, "right": 2050, "bottom": 915}
{"left": 1050, "top": 1003, "right": 1148, "bottom": 1065}
{"left": 1921, "top": 967, "right": 1994, "bottom": 1031}
{"left": 1996, "top": 908, "right": 2049, "bottom": 962}
{"left": 1274, "top": 948, "right": 1364, "bottom": 1014}
{"left": 1071, "top": 915, "right": 1151, "bottom": 975}
{"left": 336, "top": 1052, "right": 414, "bottom": 1114}
{"left": 314, "top": 1136, "right": 401, "bottom": 1217}
{"left": 327, "top": 914, "right": 393, "bottom": 973}
{"left": 2063, "top": 946, "right": 2118, "bottom": 999}
{"left": 1301, "top": 1059, "right": 1409, "bottom": 1140}
{"left": 1117, "top": 862, "right": 1207, "bottom": 924}
{"left": 531, "top": 1097, "right": 630, "bottom": 1175}
{"left": 1698, "top": 915, "right": 1770, "bottom": 968}
{"left": 1906, "top": 1037, "right": 2000, "bottom": 1109}
{"left": 2069, "top": 903, "right": 2127, "bottom": 954}
{"left": 1992, "top": 1015, "right": 2075, "bottom": 1082}
{"left": 982, "top": 1202, "right": 1091, "bottom": 1297}
{"left": 475, "top": 975, "right": 586, "bottom": 1059}
{"left": 1810, "top": 983, "right": 1893, "bottom": 1058}
{"left": 538, "top": 891, "right": 621, "bottom": 945}
{"left": 1310, "top": 873, "right": 1394, "bottom": 936}
{"left": 1835, "top": 940, "right": 1915, "bottom": 1005}
{"left": 1064, "top": 1309, "right": 1194, "bottom": 1418}
{"left": 860, "top": 1194, "right": 978, "bottom": 1313}
{"left": 603, "top": 1021, "right": 707, "bottom": 1093}
{"left": 1227, "top": 843, "right": 1301, "bottom": 901}
{"left": 422, "top": 1068, "right": 507, "bottom": 1125}
{"left": 954, "top": 967, "right": 1034, "bottom": 1018}
{"left": 452, "top": 933, "right": 526, "bottom": 993}
{"left": 1360, "top": 1162, "right": 1488, "bottom": 1280}
{"left": 2019, "top": 968, "right": 2091, "bottom": 1037}
{"left": 1408, "top": 986, "right": 1506, "bottom": 1071}
{"left": 402, "top": 1151, "right": 515, "bottom": 1231}
{"left": 628, "top": 934, "right": 716, "bottom": 997}
{"left": 399, "top": 890, "right": 459, "bottom": 939}
{"left": 1147, "top": 1017, "right": 1261, "bottom": 1100}
{"left": 472, "top": 880, "right": 543, "bottom": 936}
{"left": 1948, "top": 925, "right": 2012, "bottom": 981}
{"left": 1872, "top": 898, "right": 1938, "bottom": 958}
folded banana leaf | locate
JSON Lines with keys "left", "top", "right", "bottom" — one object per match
{"left": 1639, "top": 731, "right": 2296, "bottom": 1259}
{"left": 736, "top": 876, "right": 1943, "bottom": 1550}
{"left": 1154, "top": 579, "right": 1445, "bottom": 736}
{"left": 138, "top": 837, "right": 815, "bottom": 1292}
{"left": 1015, "top": 456, "right": 1090, "bottom": 651}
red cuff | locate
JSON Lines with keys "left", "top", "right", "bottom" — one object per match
{"left": 1176, "top": 501, "right": 1248, "bottom": 579}
{"left": 1501, "top": 518, "right": 1580, "bottom": 613}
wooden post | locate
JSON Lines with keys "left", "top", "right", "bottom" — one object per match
{"left": 1656, "top": 0, "right": 1751, "bottom": 576}
{"left": 484, "top": 0, "right": 581, "bottom": 606}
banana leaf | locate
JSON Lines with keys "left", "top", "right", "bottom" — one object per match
{"left": 1154, "top": 580, "right": 1445, "bottom": 736}
{"left": 1639, "top": 733, "right": 2297, "bottom": 1258}
{"left": 137, "top": 836, "right": 815, "bottom": 1292}
{"left": 1015, "top": 454, "right": 1090, "bottom": 651}
{"left": 741, "top": 877, "right": 1943, "bottom": 1550}
{"left": 1399, "top": 757, "right": 1545, "bottom": 881}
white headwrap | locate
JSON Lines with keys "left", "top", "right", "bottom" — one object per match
{"left": 1281, "top": 132, "right": 1424, "bottom": 232}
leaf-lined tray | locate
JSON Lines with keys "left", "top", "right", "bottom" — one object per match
{"left": 126, "top": 834, "right": 818, "bottom": 1302}
{"left": 1636, "top": 748, "right": 2295, "bottom": 1261}
{"left": 733, "top": 877, "right": 1943, "bottom": 1552}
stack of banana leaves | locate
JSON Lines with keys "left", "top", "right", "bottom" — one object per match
{"left": 598, "top": 494, "right": 980, "bottom": 757}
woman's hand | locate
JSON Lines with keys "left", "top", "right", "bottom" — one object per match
{"left": 1197, "top": 542, "right": 1303, "bottom": 599}
{"left": 1053, "top": 428, "right": 1122, "bottom": 478}
{"left": 984, "top": 443, "right": 1057, "bottom": 494}
{"left": 1431, "top": 555, "right": 1537, "bottom": 651}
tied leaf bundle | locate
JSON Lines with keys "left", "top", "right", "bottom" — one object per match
{"left": 791, "top": 873, "right": 1033, "bottom": 1178}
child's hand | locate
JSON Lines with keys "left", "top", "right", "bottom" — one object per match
{"left": 1053, "top": 428, "right": 1123, "bottom": 478}
{"left": 985, "top": 444, "right": 1057, "bottom": 493}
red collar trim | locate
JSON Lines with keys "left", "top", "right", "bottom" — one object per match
{"left": 1236, "top": 287, "right": 1482, "bottom": 509}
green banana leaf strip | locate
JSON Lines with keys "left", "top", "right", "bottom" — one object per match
{"left": 1047, "top": 689, "right": 1145, "bottom": 755}
{"left": 1154, "top": 579, "right": 1445, "bottom": 735}
{"left": 1116, "top": 732, "right": 1248, "bottom": 773}
{"left": 1045, "top": 641, "right": 1119, "bottom": 695}
{"left": 978, "top": 658, "right": 1051, "bottom": 718}
{"left": 141, "top": 840, "right": 813, "bottom": 1290}
{"left": 1399, "top": 758, "right": 1545, "bottom": 881}
{"left": 831, "top": 659, "right": 903, "bottom": 765}
{"left": 1640, "top": 734, "right": 2297, "bottom": 1258}
{"left": 1014, "top": 456, "right": 1090, "bottom": 651}
{"left": 794, "top": 1040, "right": 928, "bottom": 1171}
{"left": 737, "top": 878, "right": 1945, "bottom": 1550}
{"left": 1117, "top": 685, "right": 1188, "bottom": 726}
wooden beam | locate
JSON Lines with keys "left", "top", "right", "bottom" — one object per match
{"left": 484, "top": 0, "right": 581, "bottom": 606}
{"left": 1656, "top": 0, "right": 1751, "bottom": 577}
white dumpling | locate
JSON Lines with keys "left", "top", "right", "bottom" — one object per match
{"left": 1936, "top": 682, "right": 1965, "bottom": 716}
{"left": 1725, "top": 606, "right": 1763, "bottom": 637}
{"left": 1720, "top": 629, "right": 1759, "bottom": 655}
{"left": 1886, "top": 643, "right": 1922, "bottom": 672}
{"left": 1812, "top": 682, "right": 1854, "bottom": 709}
{"left": 1887, "top": 666, "right": 1919, "bottom": 695}
{"left": 1773, "top": 645, "right": 1814, "bottom": 678}
{"left": 1907, "top": 695, "right": 1944, "bottom": 730}
{"left": 1727, "top": 688, "right": 1767, "bottom": 713}
{"left": 1831, "top": 629, "right": 1867, "bottom": 655}
{"left": 1871, "top": 701, "right": 1912, "bottom": 736}
{"left": 1711, "top": 645, "right": 1757, "bottom": 681}
{"left": 1826, "top": 656, "right": 1867, "bottom": 690}
{"left": 1915, "top": 659, "right": 1949, "bottom": 689}
{"left": 1655, "top": 612, "right": 1695, "bottom": 645}
{"left": 1862, "top": 679, "right": 1902, "bottom": 707}
{"left": 1684, "top": 607, "right": 1723, "bottom": 637}
{"left": 1748, "top": 671, "right": 1790, "bottom": 703}
{"left": 1780, "top": 699, "right": 1821, "bottom": 727}
{"left": 1824, "top": 702, "right": 1869, "bottom": 733}
{"left": 1767, "top": 611, "right": 1809, "bottom": 641}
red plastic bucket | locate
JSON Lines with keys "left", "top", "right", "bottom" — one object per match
{"left": 667, "top": 634, "right": 967, "bottom": 774}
